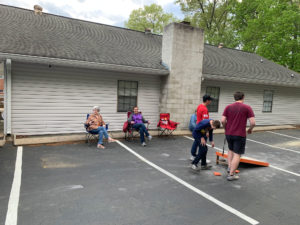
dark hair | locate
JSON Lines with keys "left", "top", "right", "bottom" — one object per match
{"left": 203, "top": 94, "right": 213, "bottom": 102}
{"left": 133, "top": 106, "right": 138, "bottom": 110}
{"left": 212, "top": 120, "right": 221, "bottom": 128}
{"left": 234, "top": 92, "right": 244, "bottom": 101}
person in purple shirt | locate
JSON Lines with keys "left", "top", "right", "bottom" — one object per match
{"left": 221, "top": 92, "right": 256, "bottom": 181}
{"left": 128, "top": 106, "right": 152, "bottom": 146}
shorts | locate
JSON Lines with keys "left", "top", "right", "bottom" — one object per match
{"left": 226, "top": 135, "right": 246, "bottom": 155}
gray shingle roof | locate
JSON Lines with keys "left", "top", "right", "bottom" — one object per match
{"left": 203, "top": 45, "right": 300, "bottom": 86}
{"left": 0, "top": 4, "right": 166, "bottom": 70}
{"left": 0, "top": 4, "right": 299, "bottom": 86}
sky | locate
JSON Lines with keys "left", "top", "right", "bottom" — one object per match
{"left": 0, "top": 0, "right": 184, "bottom": 27}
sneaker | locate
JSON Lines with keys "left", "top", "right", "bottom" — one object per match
{"left": 190, "top": 156, "right": 195, "bottom": 161}
{"left": 206, "top": 159, "right": 211, "bottom": 164}
{"left": 190, "top": 164, "right": 200, "bottom": 171}
{"left": 97, "top": 144, "right": 105, "bottom": 149}
{"left": 148, "top": 135, "right": 152, "bottom": 141}
{"left": 142, "top": 142, "right": 147, "bottom": 147}
{"left": 201, "top": 164, "right": 212, "bottom": 170}
{"left": 227, "top": 174, "right": 239, "bottom": 181}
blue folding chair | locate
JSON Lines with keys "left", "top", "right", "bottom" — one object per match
{"left": 84, "top": 113, "right": 109, "bottom": 146}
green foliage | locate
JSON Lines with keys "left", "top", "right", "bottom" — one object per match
{"left": 124, "top": 4, "right": 177, "bottom": 34}
{"left": 233, "top": 0, "right": 300, "bottom": 72}
{"left": 176, "top": 0, "right": 239, "bottom": 48}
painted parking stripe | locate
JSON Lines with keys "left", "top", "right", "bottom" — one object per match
{"left": 269, "top": 165, "right": 300, "bottom": 177}
{"left": 116, "top": 140, "right": 259, "bottom": 225}
{"left": 267, "top": 131, "right": 300, "bottom": 140}
{"left": 5, "top": 146, "right": 23, "bottom": 225}
{"left": 184, "top": 136, "right": 300, "bottom": 177}
{"left": 247, "top": 138, "right": 300, "bottom": 154}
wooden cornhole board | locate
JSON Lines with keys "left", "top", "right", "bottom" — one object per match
{"left": 216, "top": 151, "right": 269, "bottom": 167}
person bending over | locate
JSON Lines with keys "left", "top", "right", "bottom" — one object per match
{"left": 190, "top": 119, "right": 220, "bottom": 171}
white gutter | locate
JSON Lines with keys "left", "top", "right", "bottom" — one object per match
{"left": 203, "top": 73, "right": 300, "bottom": 88}
{"left": 4, "top": 59, "right": 11, "bottom": 134}
{"left": 0, "top": 52, "right": 169, "bottom": 76}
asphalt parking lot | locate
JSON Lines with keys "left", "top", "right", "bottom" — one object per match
{"left": 1, "top": 129, "right": 300, "bottom": 225}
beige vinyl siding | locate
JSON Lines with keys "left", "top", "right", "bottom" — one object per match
{"left": 201, "top": 80, "right": 300, "bottom": 126}
{"left": 11, "top": 62, "right": 161, "bottom": 135}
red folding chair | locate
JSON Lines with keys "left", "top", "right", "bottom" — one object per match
{"left": 123, "top": 111, "right": 149, "bottom": 141}
{"left": 157, "top": 113, "right": 179, "bottom": 136}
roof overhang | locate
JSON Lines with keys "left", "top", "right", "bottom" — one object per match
{"left": 203, "top": 73, "right": 300, "bottom": 88}
{"left": 0, "top": 52, "right": 169, "bottom": 76}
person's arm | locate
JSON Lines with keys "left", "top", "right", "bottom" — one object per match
{"left": 99, "top": 115, "right": 105, "bottom": 126}
{"left": 142, "top": 115, "right": 149, "bottom": 124}
{"left": 128, "top": 114, "right": 133, "bottom": 123}
{"left": 221, "top": 116, "right": 227, "bottom": 128}
{"left": 247, "top": 117, "right": 256, "bottom": 134}
{"left": 209, "top": 130, "right": 215, "bottom": 147}
{"left": 247, "top": 107, "right": 255, "bottom": 134}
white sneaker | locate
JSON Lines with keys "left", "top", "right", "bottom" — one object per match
{"left": 190, "top": 164, "right": 200, "bottom": 171}
{"left": 227, "top": 174, "right": 239, "bottom": 181}
{"left": 206, "top": 159, "right": 211, "bottom": 164}
{"left": 148, "top": 135, "right": 152, "bottom": 141}
{"left": 142, "top": 142, "right": 147, "bottom": 147}
{"left": 190, "top": 156, "right": 195, "bottom": 161}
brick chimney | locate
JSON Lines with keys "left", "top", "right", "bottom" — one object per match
{"left": 160, "top": 23, "right": 204, "bottom": 128}
{"left": 34, "top": 5, "right": 43, "bottom": 15}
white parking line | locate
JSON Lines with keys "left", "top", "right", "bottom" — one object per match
{"left": 5, "top": 146, "right": 23, "bottom": 225}
{"left": 183, "top": 136, "right": 300, "bottom": 177}
{"left": 247, "top": 138, "right": 300, "bottom": 154}
{"left": 267, "top": 131, "right": 300, "bottom": 140}
{"left": 116, "top": 140, "right": 259, "bottom": 225}
{"left": 269, "top": 165, "right": 300, "bottom": 177}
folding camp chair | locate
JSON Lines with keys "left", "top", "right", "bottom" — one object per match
{"left": 84, "top": 113, "right": 109, "bottom": 146}
{"left": 157, "top": 113, "right": 179, "bottom": 137}
{"left": 123, "top": 111, "right": 149, "bottom": 141}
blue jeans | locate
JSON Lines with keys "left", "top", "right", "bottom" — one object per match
{"left": 89, "top": 126, "right": 109, "bottom": 145}
{"left": 191, "top": 141, "right": 198, "bottom": 157}
{"left": 191, "top": 139, "right": 208, "bottom": 166}
{"left": 132, "top": 123, "right": 149, "bottom": 143}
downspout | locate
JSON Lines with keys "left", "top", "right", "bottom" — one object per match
{"left": 4, "top": 59, "right": 11, "bottom": 135}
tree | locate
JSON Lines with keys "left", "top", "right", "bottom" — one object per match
{"left": 176, "top": 0, "right": 239, "bottom": 48}
{"left": 125, "top": 4, "right": 177, "bottom": 34}
{"left": 233, "top": 0, "right": 300, "bottom": 72}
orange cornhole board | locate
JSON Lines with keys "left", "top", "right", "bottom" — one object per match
{"left": 216, "top": 151, "right": 269, "bottom": 167}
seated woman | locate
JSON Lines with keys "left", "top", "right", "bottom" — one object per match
{"left": 85, "top": 106, "right": 116, "bottom": 149}
{"left": 128, "top": 106, "right": 152, "bottom": 146}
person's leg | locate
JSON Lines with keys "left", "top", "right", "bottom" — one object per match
{"left": 192, "top": 140, "right": 203, "bottom": 166}
{"left": 227, "top": 150, "right": 234, "bottom": 172}
{"left": 226, "top": 135, "right": 234, "bottom": 172}
{"left": 191, "top": 141, "right": 198, "bottom": 157}
{"left": 140, "top": 123, "right": 150, "bottom": 137}
{"left": 227, "top": 136, "right": 245, "bottom": 180}
{"left": 200, "top": 145, "right": 208, "bottom": 166}
{"left": 133, "top": 124, "right": 145, "bottom": 143}
{"left": 229, "top": 153, "right": 241, "bottom": 175}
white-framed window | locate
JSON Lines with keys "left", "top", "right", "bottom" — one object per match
{"left": 117, "top": 80, "right": 138, "bottom": 112}
{"left": 262, "top": 90, "right": 273, "bottom": 112}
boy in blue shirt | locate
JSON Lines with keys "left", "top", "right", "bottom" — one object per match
{"left": 191, "top": 119, "right": 221, "bottom": 171}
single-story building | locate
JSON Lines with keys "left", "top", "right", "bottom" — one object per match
{"left": 0, "top": 4, "right": 299, "bottom": 142}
